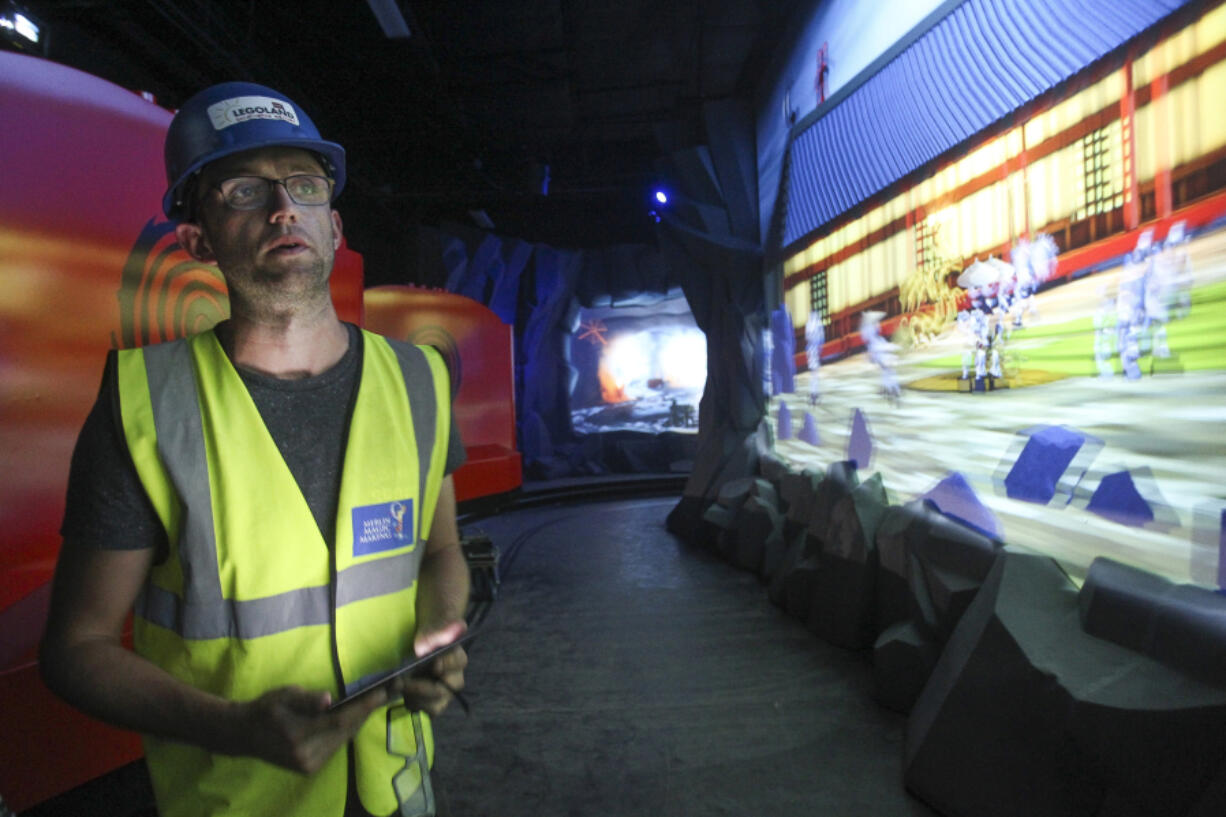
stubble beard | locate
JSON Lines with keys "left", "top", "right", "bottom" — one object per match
{"left": 196, "top": 196, "right": 341, "bottom": 327}
{"left": 227, "top": 252, "right": 335, "bottom": 326}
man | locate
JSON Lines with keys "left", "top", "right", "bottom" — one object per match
{"left": 39, "top": 81, "right": 470, "bottom": 817}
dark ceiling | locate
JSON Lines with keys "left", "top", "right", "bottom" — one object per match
{"left": 18, "top": 0, "right": 803, "bottom": 253}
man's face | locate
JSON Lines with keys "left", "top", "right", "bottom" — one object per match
{"left": 175, "top": 146, "right": 343, "bottom": 305}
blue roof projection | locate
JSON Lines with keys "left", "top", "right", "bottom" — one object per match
{"left": 783, "top": 0, "right": 1192, "bottom": 248}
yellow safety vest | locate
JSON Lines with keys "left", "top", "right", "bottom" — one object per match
{"left": 116, "top": 327, "right": 451, "bottom": 817}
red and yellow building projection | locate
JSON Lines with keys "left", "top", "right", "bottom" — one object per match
{"left": 783, "top": 3, "right": 1226, "bottom": 348}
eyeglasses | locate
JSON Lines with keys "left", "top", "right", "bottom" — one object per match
{"left": 207, "top": 174, "right": 333, "bottom": 211}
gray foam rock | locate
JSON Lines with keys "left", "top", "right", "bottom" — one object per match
{"left": 873, "top": 619, "right": 942, "bottom": 714}
{"left": 905, "top": 551, "right": 1226, "bottom": 817}
{"left": 779, "top": 467, "right": 822, "bottom": 529}
{"left": 731, "top": 493, "right": 781, "bottom": 574}
{"left": 807, "top": 472, "right": 889, "bottom": 649}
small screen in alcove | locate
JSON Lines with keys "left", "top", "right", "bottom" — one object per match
{"left": 568, "top": 290, "right": 706, "bottom": 436}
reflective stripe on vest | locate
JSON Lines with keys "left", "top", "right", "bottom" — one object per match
{"left": 124, "top": 332, "right": 444, "bottom": 643}
{"left": 137, "top": 554, "right": 421, "bottom": 640}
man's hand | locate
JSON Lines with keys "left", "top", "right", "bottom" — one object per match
{"left": 240, "top": 684, "right": 390, "bottom": 774}
{"left": 405, "top": 476, "right": 471, "bottom": 717}
{"left": 395, "top": 621, "right": 468, "bottom": 716}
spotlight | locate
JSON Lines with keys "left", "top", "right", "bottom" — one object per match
{"left": 654, "top": 190, "right": 668, "bottom": 205}
{"left": 1, "top": 2, "right": 43, "bottom": 53}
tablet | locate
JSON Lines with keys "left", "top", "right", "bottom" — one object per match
{"left": 329, "top": 626, "right": 480, "bottom": 711}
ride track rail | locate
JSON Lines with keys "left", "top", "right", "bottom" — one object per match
{"left": 457, "top": 473, "right": 689, "bottom": 582}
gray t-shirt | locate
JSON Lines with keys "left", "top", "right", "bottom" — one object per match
{"left": 61, "top": 322, "right": 465, "bottom": 559}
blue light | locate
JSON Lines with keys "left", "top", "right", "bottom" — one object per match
{"left": 654, "top": 190, "right": 668, "bottom": 205}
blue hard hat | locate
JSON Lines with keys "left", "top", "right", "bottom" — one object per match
{"left": 162, "top": 81, "right": 346, "bottom": 219}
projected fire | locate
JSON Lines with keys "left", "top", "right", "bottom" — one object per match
{"left": 570, "top": 295, "right": 705, "bottom": 435}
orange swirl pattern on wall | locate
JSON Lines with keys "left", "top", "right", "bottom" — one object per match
{"left": 114, "top": 218, "right": 229, "bottom": 349}
{"left": 402, "top": 323, "right": 463, "bottom": 399}
{"left": 0, "top": 51, "right": 365, "bottom": 811}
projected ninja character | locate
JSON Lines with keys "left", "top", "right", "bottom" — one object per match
{"left": 985, "top": 257, "right": 1017, "bottom": 342}
{"left": 1164, "top": 221, "right": 1193, "bottom": 320}
{"left": 1023, "top": 233, "right": 1058, "bottom": 322}
{"left": 805, "top": 310, "right": 824, "bottom": 405}
{"left": 860, "top": 310, "right": 900, "bottom": 401}
{"left": 761, "top": 325, "right": 774, "bottom": 397}
{"left": 994, "top": 263, "right": 1017, "bottom": 337}
{"left": 1116, "top": 229, "right": 1153, "bottom": 380}
{"left": 1093, "top": 284, "right": 1116, "bottom": 378}
{"left": 1117, "top": 285, "right": 1144, "bottom": 380}
{"left": 975, "top": 279, "right": 995, "bottom": 318}
{"left": 974, "top": 308, "right": 1003, "bottom": 380}
{"left": 968, "top": 282, "right": 990, "bottom": 315}
{"left": 1009, "top": 236, "right": 1046, "bottom": 329}
{"left": 975, "top": 283, "right": 1007, "bottom": 381}
{"left": 1143, "top": 240, "right": 1175, "bottom": 360}
{"left": 957, "top": 310, "right": 977, "bottom": 380}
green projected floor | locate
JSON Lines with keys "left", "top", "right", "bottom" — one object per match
{"left": 772, "top": 227, "right": 1226, "bottom": 588}
{"left": 917, "top": 280, "right": 1226, "bottom": 379}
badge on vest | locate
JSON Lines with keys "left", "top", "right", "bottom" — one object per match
{"left": 352, "top": 499, "right": 414, "bottom": 557}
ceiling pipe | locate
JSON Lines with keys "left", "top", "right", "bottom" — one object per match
{"left": 366, "top": 0, "right": 410, "bottom": 39}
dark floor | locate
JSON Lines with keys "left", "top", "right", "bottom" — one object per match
{"left": 430, "top": 495, "right": 938, "bottom": 817}
{"left": 24, "top": 492, "right": 939, "bottom": 817}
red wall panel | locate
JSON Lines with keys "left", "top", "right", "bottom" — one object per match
{"left": 364, "top": 286, "right": 521, "bottom": 502}
{"left": 0, "top": 53, "right": 365, "bottom": 809}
